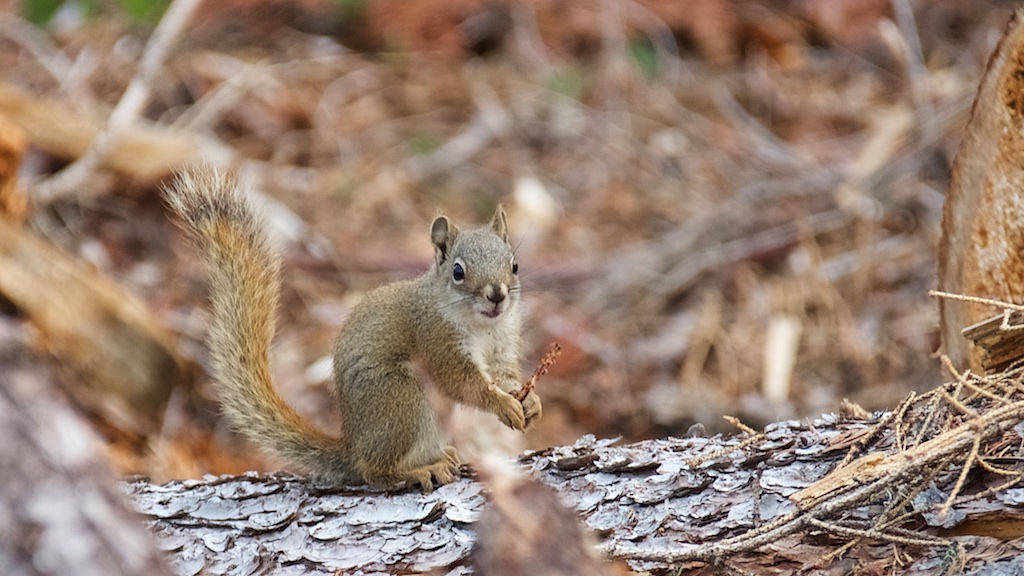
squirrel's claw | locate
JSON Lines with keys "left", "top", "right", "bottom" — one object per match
{"left": 497, "top": 392, "right": 527, "bottom": 430}
{"left": 522, "top": 390, "right": 542, "bottom": 427}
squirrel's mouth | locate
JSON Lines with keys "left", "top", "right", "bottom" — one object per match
{"left": 481, "top": 305, "right": 503, "bottom": 319}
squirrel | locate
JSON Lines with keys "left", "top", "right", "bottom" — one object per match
{"left": 165, "top": 165, "right": 541, "bottom": 492}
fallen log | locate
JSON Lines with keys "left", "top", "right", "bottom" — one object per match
{"left": 124, "top": 363, "right": 1024, "bottom": 575}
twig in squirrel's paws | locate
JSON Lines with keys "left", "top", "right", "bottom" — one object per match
{"left": 514, "top": 343, "right": 561, "bottom": 402}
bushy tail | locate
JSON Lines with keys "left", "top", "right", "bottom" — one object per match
{"left": 165, "top": 165, "right": 353, "bottom": 481}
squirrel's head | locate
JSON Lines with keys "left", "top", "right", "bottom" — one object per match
{"left": 431, "top": 205, "right": 519, "bottom": 323}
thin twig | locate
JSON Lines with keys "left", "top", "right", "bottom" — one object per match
{"left": 909, "top": 385, "right": 949, "bottom": 450}
{"left": 514, "top": 342, "right": 561, "bottom": 402}
{"left": 940, "top": 388, "right": 978, "bottom": 418}
{"left": 806, "top": 517, "right": 950, "bottom": 548}
{"left": 929, "top": 290, "right": 1024, "bottom": 313}
{"left": 973, "top": 457, "right": 1021, "bottom": 477}
{"left": 937, "top": 432, "right": 981, "bottom": 519}
{"left": 838, "top": 393, "right": 912, "bottom": 469}
{"left": 952, "top": 471, "right": 1024, "bottom": 505}
{"left": 799, "top": 538, "right": 858, "bottom": 574}
{"left": 33, "top": 0, "right": 202, "bottom": 202}
{"left": 0, "top": 14, "right": 72, "bottom": 83}
{"left": 723, "top": 415, "right": 757, "bottom": 436}
{"left": 959, "top": 376, "right": 1014, "bottom": 405}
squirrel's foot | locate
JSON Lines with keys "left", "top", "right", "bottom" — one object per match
{"left": 392, "top": 448, "right": 461, "bottom": 493}
{"left": 493, "top": 387, "right": 526, "bottom": 431}
{"left": 522, "top": 390, "right": 542, "bottom": 427}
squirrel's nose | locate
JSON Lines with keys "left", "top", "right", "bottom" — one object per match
{"left": 485, "top": 284, "right": 507, "bottom": 304}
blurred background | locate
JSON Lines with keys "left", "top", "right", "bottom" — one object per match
{"left": 0, "top": 0, "right": 1016, "bottom": 481}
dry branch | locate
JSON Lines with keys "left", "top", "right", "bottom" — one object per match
{"left": 0, "top": 114, "right": 26, "bottom": 222}
{"left": 0, "top": 83, "right": 221, "bottom": 183}
{"left": 792, "top": 400, "right": 1023, "bottom": 505}
{"left": 32, "top": 0, "right": 204, "bottom": 201}
{"left": 962, "top": 310, "right": 1024, "bottom": 373}
{"left": 0, "top": 216, "right": 185, "bottom": 433}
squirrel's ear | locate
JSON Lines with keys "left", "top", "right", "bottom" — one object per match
{"left": 490, "top": 205, "right": 509, "bottom": 242}
{"left": 431, "top": 216, "right": 459, "bottom": 264}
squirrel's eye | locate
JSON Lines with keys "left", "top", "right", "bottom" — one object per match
{"left": 452, "top": 260, "right": 465, "bottom": 283}
{"left": 511, "top": 259, "right": 518, "bottom": 275}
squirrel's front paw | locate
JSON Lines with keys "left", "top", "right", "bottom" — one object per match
{"left": 522, "top": 390, "right": 542, "bottom": 427}
{"left": 495, "top": 391, "right": 526, "bottom": 431}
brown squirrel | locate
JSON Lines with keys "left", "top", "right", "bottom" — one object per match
{"left": 165, "top": 165, "right": 541, "bottom": 491}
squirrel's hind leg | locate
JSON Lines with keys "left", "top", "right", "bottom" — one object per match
{"left": 400, "top": 451, "right": 461, "bottom": 492}
{"left": 344, "top": 371, "right": 462, "bottom": 491}
{"left": 359, "top": 447, "right": 461, "bottom": 492}
{"left": 396, "top": 444, "right": 461, "bottom": 491}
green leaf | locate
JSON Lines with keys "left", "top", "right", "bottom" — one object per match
{"left": 332, "top": 0, "right": 367, "bottom": 21}
{"left": 408, "top": 133, "right": 439, "bottom": 156}
{"left": 546, "top": 66, "right": 585, "bottom": 100}
{"left": 22, "top": 0, "right": 65, "bottom": 26}
{"left": 629, "top": 38, "right": 659, "bottom": 80}
{"left": 119, "top": 0, "right": 169, "bottom": 26}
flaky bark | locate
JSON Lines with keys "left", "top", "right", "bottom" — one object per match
{"left": 124, "top": 405, "right": 1024, "bottom": 575}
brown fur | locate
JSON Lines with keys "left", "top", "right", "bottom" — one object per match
{"left": 165, "top": 165, "right": 540, "bottom": 491}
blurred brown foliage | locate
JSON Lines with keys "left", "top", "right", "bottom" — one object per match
{"left": 0, "top": 0, "right": 1016, "bottom": 479}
